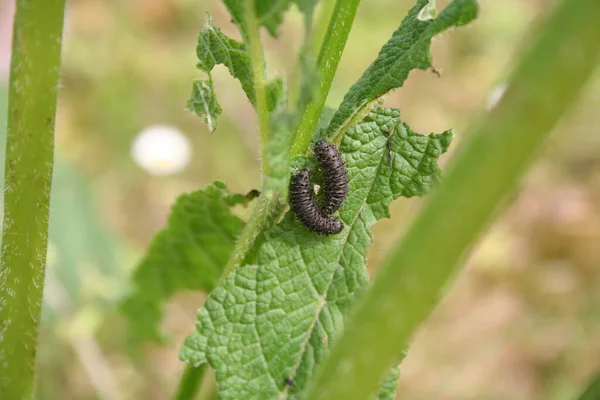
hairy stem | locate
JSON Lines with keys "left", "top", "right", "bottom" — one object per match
{"left": 288, "top": 0, "right": 337, "bottom": 109}
{"left": 221, "top": 193, "right": 282, "bottom": 279}
{"left": 290, "top": 0, "right": 361, "bottom": 156}
{"left": 0, "top": 0, "right": 66, "bottom": 398}
{"left": 245, "top": 0, "right": 271, "bottom": 174}
{"left": 311, "top": 0, "right": 338, "bottom": 57}
{"left": 307, "top": 0, "right": 600, "bottom": 399}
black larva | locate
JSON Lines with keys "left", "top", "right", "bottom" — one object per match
{"left": 289, "top": 168, "right": 343, "bottom": 235}
{"left": 313, "top": 140, "right": 348, "bottom": 215}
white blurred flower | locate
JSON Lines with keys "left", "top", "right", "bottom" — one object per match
{"left": 487, "top": 83, "right": 508, "bottom": 110}
{"left": 131, "top": 125, "right": 192, "bottom": 176}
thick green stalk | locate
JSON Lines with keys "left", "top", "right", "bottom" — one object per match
{"left": 173, "top": 364, "right": 207, "bottom": 400}
{"left": 287, "top": 0, "right": 337, "bottom": 108}
{"left": 0, "top": 0, "right": 66, "bottom": 399}
{"left": 245, "top": 0, "right": 271, "bottom": 174}
{"left": 290, "top": 0, "right": 361, "bottom": 156}
{"left": 311, "top": 0, "right": 338, "bottom": 57}
{"left": 307, "top": 0, "right": 600, "bottom": 399}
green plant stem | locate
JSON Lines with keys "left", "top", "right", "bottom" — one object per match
{"left": 306, "top": 0, "right": 600, "bottom": 399}
{"left": 0, "top": 0, "right": 66, "bottom": 398}
{"left": 311, "top": 0, "right": 338, "bottom": 57}
{"left": 220, "top": 193, "right": 281, "bottom": 279}
{"left": 173, "top": 364, "right": 207, "bottom": 400}
{"left": 288, "top": 0, "right": 337, "bottom": 108}
{"left": 245, "top": 0, "right": 271, "bottom": 174}
{"left": 290, "top": 0, "right": 361, "bottom": 156}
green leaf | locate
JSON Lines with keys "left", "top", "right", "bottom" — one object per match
{"left": 375, "top": 367, "right": 401, "bottom": 400}
{"left": 186, "top": 79, "right": 222, "bottom": 133}
{"left": 196, "top": 20, "right": 254, "bottom": 105}
{"left": 264, "top": 113, "right": 294, "bottom": 196}
{"left": 374, "top": 349, "right": 408, "bottom": 400}
{"left": 191, "top": 17, "right": 284, "bottom": 129}
{"left": 222, "top": 0, "right": 316, "bottom": 39}
{"left": 221, "top": 0, "right": 286, "bottom": 39}
{"left": 180, "top": 108, "right": 453, "bottom": 399}
{"left": 120, "top": 181, "right": 246, "bottom": 344}
{"left": 255, "top": 0, "right": 294, "bottom": 37}
{"left": 326, "top": 0, "right": 478, "bottom": 142}
{"left": 266, "top": 77, "right": 286, "bottom": 113}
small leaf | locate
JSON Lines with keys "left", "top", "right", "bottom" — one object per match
{"left": 326, "top": 0, "right": 478, "bottom": 141}
{"left": 120, "top": 181, "right": 245, "bottom": 344}
{"left": 186, "top": 79, "right": 222, "bottom": 132}
{"left": 180, "top": 108, "right": 453, "bottom": 398}
{"left": 195, "top": 18, "right": 284, "bottom": 117}
{"left": 255, "top": 0, "right": 295, "bottom": 37}
{"left": 292, "top": 0, "right": 319, "bottom": 20}
{"left": 221, "top": 0, "right": 286, "bottom": 39}
{"left": 196, "top": 20, "right": 255, "bottom": 105}
{"left": 375, "top": 367, "right": 401, "bottom": 400}
{"left": 266, "top": 77, "right": 286, "bottom": 112}
{"left": 374, "top": 349, "right": 408, "bottom": 400}
{"left": 222, "top": 0, "right": 315, "bottom": 39}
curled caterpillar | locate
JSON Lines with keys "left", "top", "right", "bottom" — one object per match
{"left": 289, "top": 168, "right": 343, "bottom": 235}
{"left": 313, "top": 140, "right": 348, "bottom": 215}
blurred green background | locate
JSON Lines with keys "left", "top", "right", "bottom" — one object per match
{"left": 1, "top": 0, "right": 600, "bottom": 399}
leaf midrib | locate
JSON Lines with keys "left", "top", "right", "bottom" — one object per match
{"left": 281, "top": 134, "right": 385, "bottom": 398}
